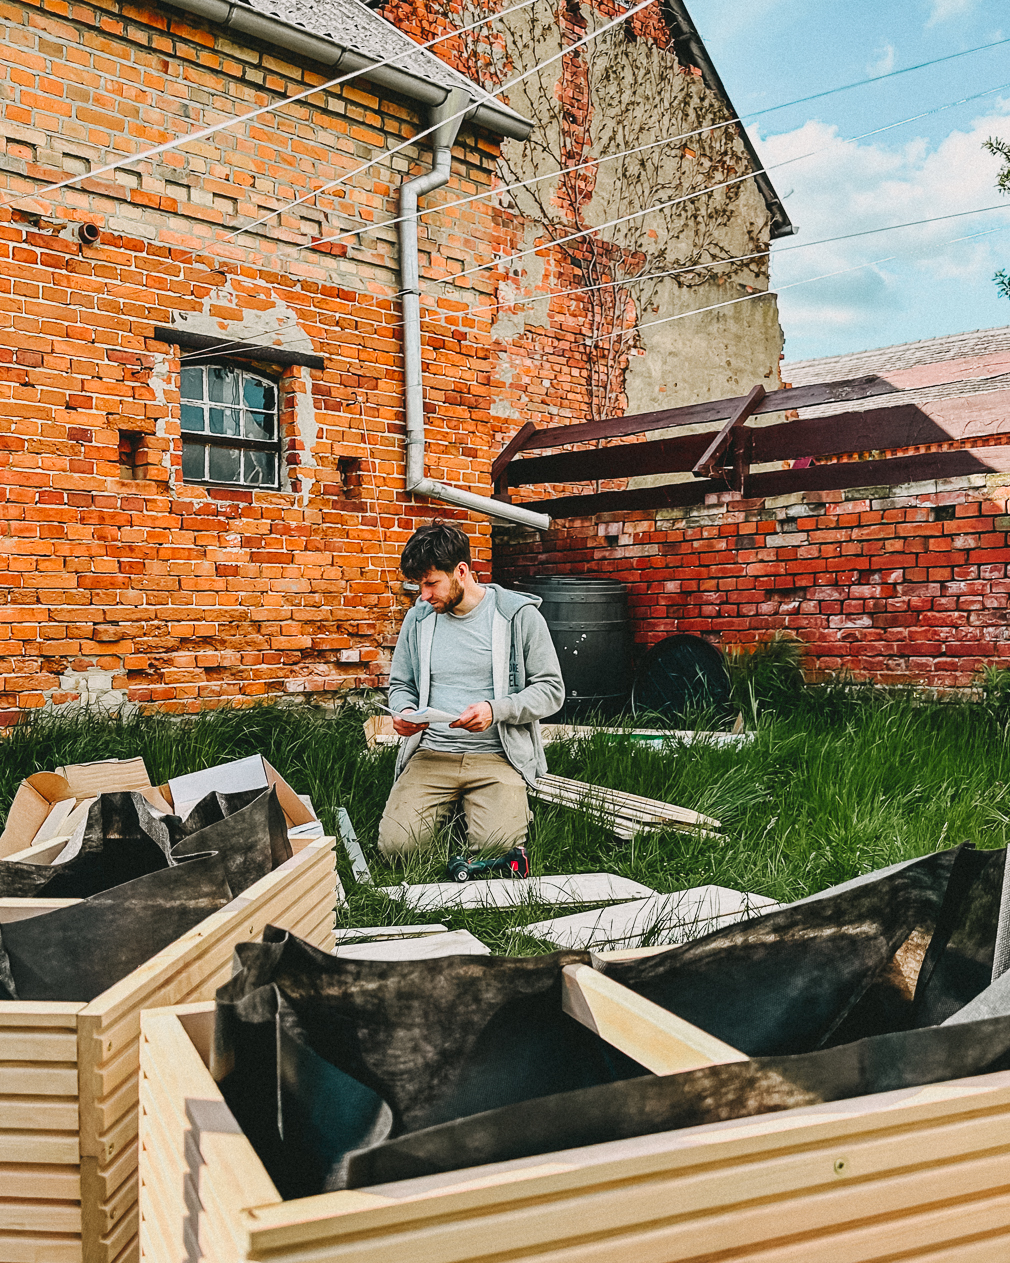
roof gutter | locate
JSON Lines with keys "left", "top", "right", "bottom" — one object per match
{"left": 662, "top": 0, "right": 796, "bottom": 239}
{"left": 165, "top": 0, "right": 533, "bottom": 141}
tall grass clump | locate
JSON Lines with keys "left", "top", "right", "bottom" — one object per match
{"left": 724, "top": 632, "right": 806, "bottom": 721}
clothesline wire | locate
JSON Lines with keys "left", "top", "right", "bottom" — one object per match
{"left": 0, "top": 0, "right": 541, "bottom": 212}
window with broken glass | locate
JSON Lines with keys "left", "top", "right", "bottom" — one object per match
{"left": 180, "top": 362, "right": 280, "bottom": 488}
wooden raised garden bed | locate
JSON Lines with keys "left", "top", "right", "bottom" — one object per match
{"left": 0, "top": 836, "right": 339, "bottom": 1263}
{"left": 138, "top": 969, "right": 1010, "bottom": 1263}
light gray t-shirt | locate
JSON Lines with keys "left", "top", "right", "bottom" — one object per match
{"left": 420, "top": 589, "right": 503, "bottom": 755}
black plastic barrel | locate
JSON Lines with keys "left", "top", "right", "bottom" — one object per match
{"left": 521, "top": 575, "right": 632, "bottom": 721}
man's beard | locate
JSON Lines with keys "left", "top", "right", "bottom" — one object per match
{"left": 442, "top": 576, "right": 465, "bottom": 613}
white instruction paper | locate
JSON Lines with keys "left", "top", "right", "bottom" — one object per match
{"left": 379, "top": 704, "right": 460, "bottom": 724}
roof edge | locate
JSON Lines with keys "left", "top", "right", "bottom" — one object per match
{"left": 662, "top": 0, "right": 795, "bottom": 240}
{"left": 162, "top": 0, "right": 534, "bottom": 141}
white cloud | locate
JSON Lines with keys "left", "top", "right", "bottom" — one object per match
{"left": 927, "top": 0, "right": 979, "bottom": 26}
{"left": 753, "top": 103, "right": 1010, "bottom": 356}
{"left": 868, "top": 44, "right": 895, "bottom": 76}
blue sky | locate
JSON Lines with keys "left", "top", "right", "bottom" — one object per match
{"left": 689, "top": 0, "right": 1010, "bottom": 361}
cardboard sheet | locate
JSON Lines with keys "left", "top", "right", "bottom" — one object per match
{"left": 525, "top": 887, "right": 782, "bottom": 951}
{"left": 164, "top": 755, "right": 316, "bottom": 828}
{"left": 381, "top": 874, "right": 655, "bottom": 912}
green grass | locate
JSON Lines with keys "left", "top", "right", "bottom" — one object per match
{"left": 3, "top": 686, "right": 1010, "bottom": 953}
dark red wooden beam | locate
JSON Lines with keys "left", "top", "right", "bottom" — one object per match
{"left": 505, "top": 394, "right": 1010, "bottom": 488}
{"left": 491, "top": 421, "right": 538, "bottom": 486}
{"left": 524, "top": 444, "right": 1010, "bottom": 519}
{"left": 511, "top": 374, "right": 897, "bottom": 454}
{"left": 693, "top": 384, "right": 765, "bottom": 479}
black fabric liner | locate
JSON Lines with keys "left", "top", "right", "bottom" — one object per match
{"left": 0, "top": 785, "right": 293, "bottom": 1002}
{"left": 213, "top": 845, "right": 1010, "bottom": 1199}
{"left": 0, "top": 852, "right": 233, "bottom": 1001}
{"left": 0, "top": 786, "right": 290, "bottom": 902}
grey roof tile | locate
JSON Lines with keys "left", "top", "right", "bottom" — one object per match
{"left": 238, "top": 0, "right": 506, "bottom": 108}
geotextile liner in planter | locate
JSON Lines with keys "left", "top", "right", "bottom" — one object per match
{"left": 0, "top": 851, "right": 233, "bottom": 1001}
{"left": 0, "top": 785, "right": 293, "bottom": 1001}
{"left": 212, "top": 844, "right": 1010, "bottom": 1198}
{"left": 0, "top": 785, "right": 290, "bottom": 902}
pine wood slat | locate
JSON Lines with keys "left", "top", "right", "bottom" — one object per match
{"left": 561, "top": 964, "right": 747, "bottom": 1074}
{"left": 1, "top": 1100, "right": 79, "bottom": 1131}
{"left": 0, "top": 1233, "right": 82, "bottom": 1263}
{"left": 0, "top": 838, "right": 338, "bottom": 1263}
{"left": 0, "top": 1165, "right": 80, "bottom": 1201}
{"left": 0, "top": 1132, "right": 80, "bottom": 1165}
{"left": 0, "top": 1030, "right": 78, "bottom": 1060}
{"left": 0, "top": 1202, "right": 81, "bottom": 1235}
{"left": 139, "top": 999, "right": 1010, "bottom": 1263}
{"left": 0, "top": 1065, "right": 79, "bottom": 1095}
{"left": 530, "top": 443, "right": 1010, "bottom": 518}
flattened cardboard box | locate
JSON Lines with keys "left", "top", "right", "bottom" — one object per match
{"left": 160, "top": 754, "right": 317, "bottom": 830}
{"left": 0, "top": 758, "right": 172, "bottom": 858}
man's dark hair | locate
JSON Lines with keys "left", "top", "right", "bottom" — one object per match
{"left": 400, "top": 519, "right": 472, "bottom": 579}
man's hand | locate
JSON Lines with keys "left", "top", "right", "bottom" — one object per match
{"left": 392, "top": 711, "right": 429, "bottom": 737}
{"left": 450, "top": 701, "right": 494, "bottom": 733}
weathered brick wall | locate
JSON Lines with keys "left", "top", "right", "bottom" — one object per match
{"left": 493, "top": 473, "right": 1010, "bottom": 689}
{"left": 0, "top": 0, "right": 784, "bottom": 715}
{"left": 0, "top": 0, "right": 520, "bottom": 713}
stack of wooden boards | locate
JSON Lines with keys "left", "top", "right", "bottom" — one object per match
{"left": 362, "top": 716, "right": 722, "bottom": 839}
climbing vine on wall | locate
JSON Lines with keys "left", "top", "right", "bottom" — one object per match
{"left": 443, "top": 0, "right": 771, "bottom": 423}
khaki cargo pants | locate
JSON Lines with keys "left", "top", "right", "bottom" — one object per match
{"left": 378, "top": 750, "right": 531, "bottom": 858}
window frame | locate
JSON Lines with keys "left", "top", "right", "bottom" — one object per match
{"left": 179, "top": 359, "right": 283, "bottom": 491}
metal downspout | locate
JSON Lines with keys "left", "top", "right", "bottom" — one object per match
{"left": 398, "top": 92, "right": 550, "bottom": 532}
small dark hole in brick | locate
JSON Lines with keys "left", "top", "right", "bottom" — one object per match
{"left": 932, "top": 505, "right": 956, "bottom": 522}
{"left": 119, "top": 430, "right": 143, "bottom": 479}
{"left": 603, "top": 534, "right": 619, "bottom": 546}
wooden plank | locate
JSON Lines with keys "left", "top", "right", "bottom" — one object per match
{"left": 535, "top": 775, "right": 719, "bottom": 828}
{"left": 0, "top": 1003, "right": 83, "bottom": 1026}
{"left": 0, "top": 1066, "right": 79, "bottom": 1094}
{"left": 0, "top": 1099, "right": 80, "bottom": 1130}
{"left": 530, "top": 443, "right": 1010, "bottom": 517}
{"left": 0, "top": 1166, "right": 80, "bottom": 1200}
{"left": 521, "top": 375, "right": 897, "bottom": 451}
{"left": 510, "top": 391, "right": 1010, "bottom": 489}
{"left": 693, "top": 384, "right": 765, "bottom": 482}
{"left": 0, "top": 1131, "right": 80, "bottom": 1164}
{"left": 560, "top": 963, "right": 747, "bottom": 1074}
{"left": 0, "top": 1200, "right": 81, "bottom": 1234}
{"left": 0, "top": 1232, "right": 82, "bottom": 1263}
{"left": 490, "top": 420, "right": 537, "bottom": 484}
{"left": 0, "top": 1029, "right": 78, "bottom": 1060}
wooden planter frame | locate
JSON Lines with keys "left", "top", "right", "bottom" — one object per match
{"left": 139, "top": 963, "right": 1010, "bottom": 1262}
{"left": 0, "top": 836, "right": 338, "bottom": 1263}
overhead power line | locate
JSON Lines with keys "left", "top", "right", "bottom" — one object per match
{"left": 593, "top": 220, "right": 1010, "bottom": 342}
{"left": 445, "top": 77, "right": 1010, "bottom": 285}
{"left": 0, "top": 0, "right": 540, "bottom": 212}
{"left": 175, "top": 200, "right": 1010, "bottom": 365}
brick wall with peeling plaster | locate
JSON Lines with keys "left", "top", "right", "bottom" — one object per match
{"left": 0, "top": 0, "right": 781, "bottom": 716}
{"left": 493, "top": 472, "right": 1010, "bottom": 690}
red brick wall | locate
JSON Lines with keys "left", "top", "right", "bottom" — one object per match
{"left": 493, "top": 477, "right": 1010, "bottom": 689}
{"left": 0, "top": 0, "right": 781, "bottom": 715}
{"left": 0, "top": 0, "right": 524, "bottom": 712}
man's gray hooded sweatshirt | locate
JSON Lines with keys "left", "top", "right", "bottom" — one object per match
{"left": 387, "top": 585, "right": 565, "bottom": 787}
